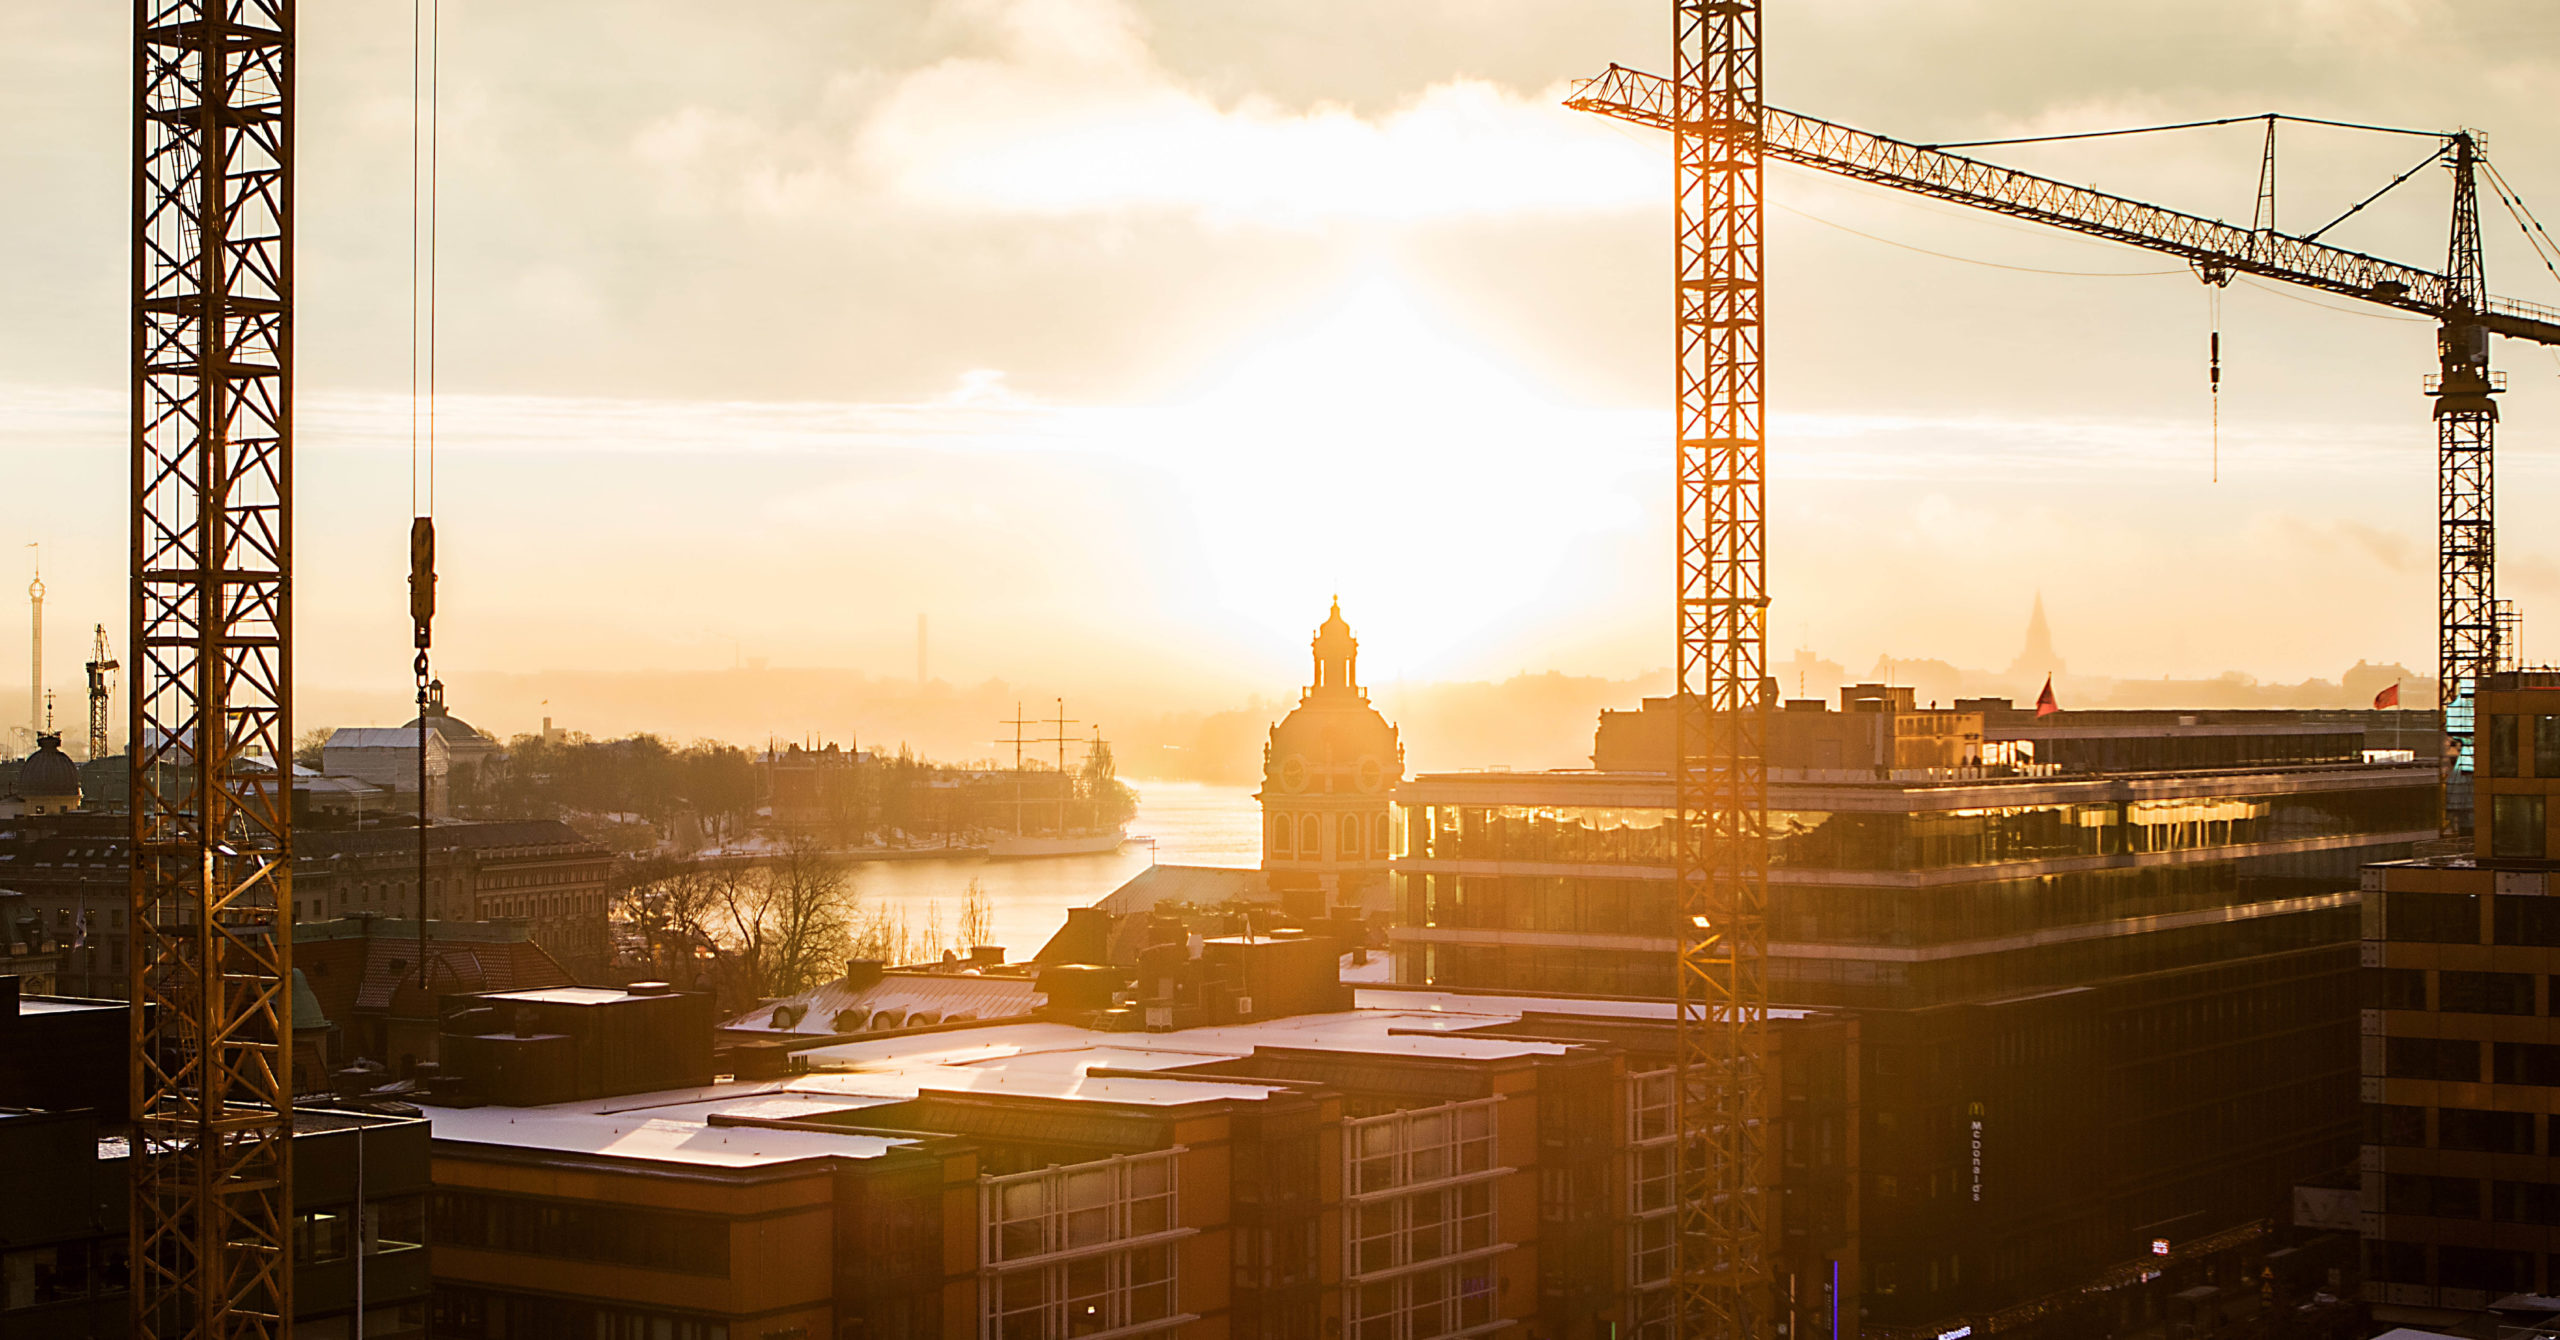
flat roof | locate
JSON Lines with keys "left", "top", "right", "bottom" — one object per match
{"left": 423, "top": 989, "right": 1730, "bottom": 1171}
{"left": 477, "top": 986, "right": 650, "bottom": 1006}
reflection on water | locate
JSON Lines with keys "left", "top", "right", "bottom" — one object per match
{"left": 845, "top": 780, "right": 1261, "bottom": 960}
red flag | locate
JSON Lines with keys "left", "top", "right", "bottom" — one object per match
{"left": 2035, "top": 674, "right": 2060, "bottom": 718}
{"left": 2373, "top": 683, "right": 2400, "bottom": 710}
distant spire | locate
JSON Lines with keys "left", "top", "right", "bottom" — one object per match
{"left": 2008, "top": 591, "right": 2063, "bottom": 680}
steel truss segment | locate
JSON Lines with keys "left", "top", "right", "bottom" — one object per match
{"left": 1671, "top": 1, "right": 1771, "bottom": 1336}
{"left": 130, "top": 0, "right": 294, "bottom": 1336}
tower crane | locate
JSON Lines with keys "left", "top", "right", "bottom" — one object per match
{"left": 1568, "top": 63, "right": 2560, "bottom": 841}
{"left": 87, "top": 625, "right": 119, "bottom": 764}
{"left": 130, "top": 1, "right": 297, "bottom": 1335}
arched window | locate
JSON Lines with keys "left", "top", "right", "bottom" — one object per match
{"left": 1301, "top": 815, "right": 1322, "bottom": 856}
{"left": 1269, "top": 813, "right": 1292, "bottom": 856}
{"left": 1373, "top": 813, "right": 1392, "bottom": 859}
{"left": 1341, "top": 814, "right": 1362, "bottom": 859}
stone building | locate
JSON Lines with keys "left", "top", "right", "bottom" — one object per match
{"left": 1259, "top": 601, "right": 1404, "bottom": 917}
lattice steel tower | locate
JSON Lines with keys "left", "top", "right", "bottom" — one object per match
{"left": 130, "top": 2, "right": 296, "bottom": 1335}
{"left": 2433, "top": 132, "right": 2497, "bottom": 835}
{"left": 1671, "top": 0, "right": 1771, "bottom": 1334}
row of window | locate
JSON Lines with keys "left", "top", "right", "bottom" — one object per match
{"left": 2367, "top": 1104, "right": 2545, "bottom": 1154}
{"left": 1402, "top": 855, "right": 2362, "bottom": 949}
{"left": 1347, "top": 1099, "right": 1499, "bottom": 1198}
{"left": 1401, "top": 787, "right": 2432, "bottom": 871}
{"left": 2483, "top": 712, "right": 2560, "bottom": 779}
{"left": 983, "top": 1150, "right": 1177, "bottom": 1266}
{"left": 296, "top": 1198, "right": 425, "bottom": 1265}
{"left": 2378, "top": 1172, "right": 2560, "bottom": 1225}
{"left": 2364, "top": 1242, "right": 2546, "bottom": 1294}
{"left": 429, "top": 1287, "right": 729, "bottom": 1340}
{"left": 1, "top": 1239, "right": 125, "bottom": 1313}
{"left": 2368, "top": 968, "right": 2553, "bottom": 1015}
{"left": 2382, "top": 1037, "right": 2560, "bottom": 1086}
{"left": 989, "top": 1244, "right": 1177, "bottom": 1340}
{"left": 430, "top": 1190, "right": 728, "bottom": 1277}
{"left": 1268, "top": 811, "right": 1392, "bottom": 862}
{"left": 2379, "top": 892, "right": 2560, "bottom": 946}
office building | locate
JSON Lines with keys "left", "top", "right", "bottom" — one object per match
{"left": 1390, "top": 691, "right": 2431, "bottom": 1338}
{"left": 2359, "top": 671, "right": 2560, "bottom": 1323}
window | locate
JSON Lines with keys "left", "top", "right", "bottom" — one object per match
{"left": 2362, "top": 1103, "right": 2425, "bottom": 1148}
{"left": 2491, "top": 714, "right": 2522, "bottom": 777}
{"left": 2492, "top": 794, "right": 2547, "bottom": 860}
{"left": 2385, "top": 1037, "right": 2479, "bottom": 1082}
{"left": 1342, "top": 815, "right": 1363, "bottom": 860}
{"left": 2494, "top": 1180, "right": 2560, "bottom": 1225}
{"left": 431, "top": 1191, "right": 728, "bottom": 1276}
{"left": 2495, "top": 1042, "right": 2560, "bottom": 1087}
{"left": 982, "top": 1151, "right": 1183, "bottom": 1340}
{"left": 2386, "top": 892, "right": 2479, "bottom": 944}
{"left": 1343, "top": 1100, "right": 1504, "bottom": 1340}
{"left": 1373, "top": 814, "right": 1392, "bottom": 860}
{"left": 1348, "top": 1263, "right": 1497, "bottom": 1340}
{"left": 296, "top": 1209, "right": 352, "bottom": 1264}
{"left": 2364, "top": 969, "right": 2425, "bottom": 1011}
{"left": 2383, "top": 1173, "right": 2480, "bottom": 1219}
{"left": 1269, "top": 815, "right": 1292, "bottom": 858}
{"left": 2441, "top": 971, "right": 2534, "bottom": 1015}
{"left": 2497, "top": 896, "right": 2560, "bottom": 947}
{"left": 2538, "top": 715, "right": 2560, "bottom": 778}
{"left": 2441, "top": 1109, "right": 2534, "bottom": 1154}
{"left": 1301, "top": 816, "right": 1321, "bottom": 857}
{"left": 2439, "top": 1246, "right": 2532, "bottom": 1294}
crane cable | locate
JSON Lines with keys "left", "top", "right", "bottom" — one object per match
{"left": 410, "top": 0, "right": 441, "bottom": 989}
{"left": 2207, "top": 284, "right": 2223, "bottom": 484}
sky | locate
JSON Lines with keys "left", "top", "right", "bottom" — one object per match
{"left": 9, "top": 0, "right": 2560, "bottom": 749}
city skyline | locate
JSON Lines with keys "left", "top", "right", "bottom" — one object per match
{"left": 7, "top": 0, "right": 2560, "bottom": 723}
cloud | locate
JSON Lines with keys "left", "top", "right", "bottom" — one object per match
{"left": 634, "top": 0, "right": 1657, "bottom": 228}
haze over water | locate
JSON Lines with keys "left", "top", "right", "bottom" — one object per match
{"left": 845, "top": 779, "right": 1261, "bottom": 963}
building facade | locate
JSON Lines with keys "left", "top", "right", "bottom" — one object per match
{"left": 1260, "top": 601, "right": 1404, "bottom": 918}
{"left": 0, "top": 814, "right": 615, "bottom": 997}
{"left": 408, "top": 943, "right": 1836, "bottom": 1340}
{"left": 2359, "top": 672, "right": 2560, "bottom": 1318}
{"left": 1390, "top": 696, "right": 2432, "bottom": 1338}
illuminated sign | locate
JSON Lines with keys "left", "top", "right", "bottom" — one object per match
{"left": 1968, "top": 1101, "right": 1985, "bottom": 1204}
{"left": 2151, "top": 1238, "right": 2171, "bottom": 1257}
{"left": 1937, "top": 1327, "right": 1974, "bottom": 1340}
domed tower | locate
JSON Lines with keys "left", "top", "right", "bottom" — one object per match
{"left": 1259, "top": 600, "right": 1404, "bottom": 916}
{"left": 11, "top": 731, "right": 82, "bottom": 815}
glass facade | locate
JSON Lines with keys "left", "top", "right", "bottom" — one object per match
{"left": 981, "top": 1150, "right": 1182, "bottom": 1339}
{"left": 1404, "top": 786, "right": 2431, "bottom": 871}
{"left": 1343, "top": 1099, "right": 1504, "bottom": 1340}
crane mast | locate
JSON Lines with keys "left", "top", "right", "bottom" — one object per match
{"left": 131, "top": 1, "right": 297, "bottom": 1335}
{"left": 88, "top": 625, "right": 120, "bottom": 764}
{"left": 1670, "top": 3, "right": 1772, "bottom": 1336}
{"left": 1571, "top": 68, "right": 2560, "bottom": 838}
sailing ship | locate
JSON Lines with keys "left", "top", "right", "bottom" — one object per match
{"left": 988, "top": 701, "right": 1130, "bottom": 859}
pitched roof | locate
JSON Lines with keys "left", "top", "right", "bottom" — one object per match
{"left": 1096, "top": 864, "right": 1268, "bottom": 916}
{"left": 297, "top": 917, "right": 577, "bottom": 1022}
{"left": 722, "top": 969, "right": 1043, "bottom": 1037}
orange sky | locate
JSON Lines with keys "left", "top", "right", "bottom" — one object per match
{"left": 7, "top": 1, "right": 2560, "bottom": 749}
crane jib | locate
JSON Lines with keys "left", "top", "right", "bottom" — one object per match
{"left": 1568, "top": 66, "right": 2560, "bottom": 344}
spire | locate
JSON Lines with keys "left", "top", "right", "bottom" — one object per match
{"left": 2008, "top": 591, "right": 2063, "bottom": 679}
{"left": 1311, "top": 598, "right": 1359, "bottom": 694}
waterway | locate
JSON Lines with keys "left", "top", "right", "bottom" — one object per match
{"left": 844, "top": 780, "right": 1261, "bottom": 960}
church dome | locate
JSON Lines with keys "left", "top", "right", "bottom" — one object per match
{"left": 18, "top": 732, "right": 81, "bottom": 804}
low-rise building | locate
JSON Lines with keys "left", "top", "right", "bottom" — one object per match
{"left": 414, "top": 941, "right": 1855, "bottom": 1340}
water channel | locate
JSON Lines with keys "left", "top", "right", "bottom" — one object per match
{"left": 842, "top": 780, "right": 1262, "bottom": 960}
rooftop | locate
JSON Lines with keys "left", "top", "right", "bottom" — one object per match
{"left": 423, "top": 985, "right": 1771, "bottom": 1173}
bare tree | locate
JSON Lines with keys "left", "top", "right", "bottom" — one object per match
{"left": 957, "top": 878, "right": 994, "bottom": 953}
